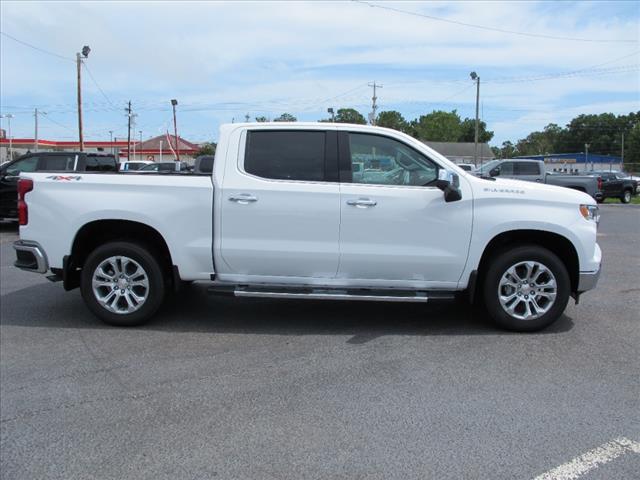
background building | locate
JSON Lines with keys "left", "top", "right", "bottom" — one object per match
{"left": 423, "top": 141, "right": 494, "bottom": 166}
{"left": 515, "top": 153, "right": 623, "bottom": 172}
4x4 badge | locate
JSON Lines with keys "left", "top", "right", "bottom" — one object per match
{"left": 46, "top": 175, "right": 82, "bottom": 181}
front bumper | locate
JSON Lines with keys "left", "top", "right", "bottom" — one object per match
{"left": 13, "top": 241, "right": 49, "bottom": 274}
{"left": 578, "top": 267, "right": 601, "bottom": 292}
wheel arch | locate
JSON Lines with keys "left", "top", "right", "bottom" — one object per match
{"left": 474, "top": 229, "right": 580, "bottom": 298}
{"left": 64, "top": 219, "right": 176, "bottom": 291}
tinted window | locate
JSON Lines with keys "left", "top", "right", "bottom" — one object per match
{"left": 500, "top": 162, "right": 514, "bottom": 175}
{"left": 40, "top": 155, "right": 76, "bottom": 171}
{"left": 349, "top": 133, "right": 438, "bottom": 186}
{"left": 245, "top": 131, "right": 325, "bottom": 181}
{"left": 85, "top": 156, "right": 116, "bottom": 172}
{"left": 516, "top": 162, "right": 540, "bottom": 175}
{"left": 196, "top": 156, "right": 214, "bottom": 173}
{"left": 6, "top": 156, "right": 39, "bottom": 175}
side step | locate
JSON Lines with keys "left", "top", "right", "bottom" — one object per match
{"left": 208, "top": 283, "right": 456, "bottom": 303}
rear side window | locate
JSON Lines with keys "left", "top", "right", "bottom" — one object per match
{"left": 245, "top": 131, "right": 325, "bottom": 181}
{"left": 516, "top": 162, "right": 540, "bottom": 175}
{"left": 85, "top": 156, "right": 116, "bottom": 172}
{"left": 500, "top": 162, "right": 514, "bottom": 175}
{"left": 40, "top": 155, "right": 76, "bottom": 171}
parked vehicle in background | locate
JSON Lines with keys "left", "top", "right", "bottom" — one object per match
{"left": 138, "top": 161, "right": 191, "bottom": 173}
{"left": 193, "top": 155, "right": 214, "bottom": 174}
{"left": 457, "top": 163, "right": 475, "bottom": 172}
{"left": 585, "top": 171, "right": 638, "bottom": 203}
{"left": 120, "top": 160, "right": 153, "bottom": 171}
{"left": 1, "top": 152, "right": 117, "bottom": 220}
{"left": 477, "top": 159, "right": 603, "bottom": 201}
{"left": 14, "top": 123, "right": 601, "bottom": 333}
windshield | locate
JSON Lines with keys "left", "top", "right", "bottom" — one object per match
{"left": 474, "top": 160, "right": 501, "bottom": 175}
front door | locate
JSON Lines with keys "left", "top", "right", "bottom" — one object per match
{"left": 219, "top": 128, "right": 341, "bottom": 280}
{"left": 337, "top": 132, "right": 473, "bottom": 288}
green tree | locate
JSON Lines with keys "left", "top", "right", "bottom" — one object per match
{"left": 626, "top": 123, "right": 640, "bottom": 165}
{"left": 410, "top": 110, "right": 462, "bottom": 141}
{"left": 376, "top": 110, "right": 409, "bottom": 132}
{"left": 458, "top": 118, "right": 494, "bottom": 143}
{"left": 194, "top": 142, "right": 216, "bottom": 157}
{"left": 334, "top": 108, "right": 367, "bottom": 124}
{"left": 274, "top": 113, "right": 297, "bottom": 122}
{"left": 255, "top": 116, "right": 268, "bottom": 122}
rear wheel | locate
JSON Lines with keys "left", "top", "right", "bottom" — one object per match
{"left": 621, "top": 189, "right": 632, "bottom": 204}
{"left": 483, "top": 245, "right": 570, "bottom": 332}
{"left": 80, "top": 242, "right": 165, "bottom": 326}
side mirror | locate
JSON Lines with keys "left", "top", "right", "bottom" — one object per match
{"left": 489, "top": 167, "right": 500, "bottom": 177}
{"left": 436, "top": 170, "right": 462, "bottom": 203}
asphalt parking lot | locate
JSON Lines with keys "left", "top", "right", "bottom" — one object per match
{"left": 1, "top": 205, "right": 638, "bottom": 480}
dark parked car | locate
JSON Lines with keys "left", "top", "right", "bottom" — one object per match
{"left": 0, "top": 152, "right": 117, "bottom": 220}
{"left": 586, "top": 171, "right": 638, "bottom": 203}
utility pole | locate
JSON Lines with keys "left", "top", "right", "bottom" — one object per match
{"left": 368, "top": 81, "right": 382, "bottom": 125}
{"left": 1, "top": 114, "right": 13, "bottom": 161}
{"left": 327, "top": 107, "right": 335, "bottom": 122}
{"left": 109, "top": 130, "right": 113, "bottom": 155}
{"left": 244, "top": 113, "right": 250, "bottom": 123}
{"left": 126, "top": 101, "right": 132, "bottom": 161}
{"left": 171, "top": 99, "right": 180, "bottom": 162}
{"left": 470, "top": 71, "right": 480, "bottom": 167}
{"left": 621, "top": 132, "right": 624, "bottom": 167}
{"left": 76, "top": 46, "right": 90, "bottom": 152}
{"left": 34, "top": 108, "right": 39, "bottom": 151}
{"left": 585, "top": 143, "right": 590, "bottom": 172}
{"left": 139, "top": 130, "right": 142, "bottom": 160}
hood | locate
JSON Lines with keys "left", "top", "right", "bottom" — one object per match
{"left": 471, "top": 176, "right": 596, "bottom": 205}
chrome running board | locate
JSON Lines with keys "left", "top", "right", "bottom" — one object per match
{"left": 234, "top": 290, "right": 430, "bottom": 302}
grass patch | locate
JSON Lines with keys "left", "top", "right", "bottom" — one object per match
{"left": 603, "top": 196, "right": 640, "bottom": 205}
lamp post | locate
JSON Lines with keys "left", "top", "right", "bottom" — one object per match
{"left": 470, "top": 72, "right": 480, "bottom": 167}
{"left": 328, "top": 107, "right": 335, "bottom": 122}
{"left": 585, "top": 143, "right": 591, "bottom": 171}
{"left": 1, "top": 114, "right": 14, "bottom": 161}
{"left": 76, "top": 45, "right": 90, "bottom": 151}
{"left": 171, "top": 99, "right": 180, "bottom": 162}
{"left": 109, "top": 130, "right": 113, "bottom": 155}
{"left": 139, "top": 130, "right": 142, "bottom": 160}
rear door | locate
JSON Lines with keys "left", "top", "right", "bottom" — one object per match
{"left": 337, "top": 131, "right": 473, "bottom": 287}
{"left": 219, "top": 128, "right": 341, "bottom": 279}
{"left": 0, "top": 156, "right": 39, "bottom": 218}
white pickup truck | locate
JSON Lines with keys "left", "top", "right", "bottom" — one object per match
{"left": 13, "top": 123, "right": 602, "bottom": 331}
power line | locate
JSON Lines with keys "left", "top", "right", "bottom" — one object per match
{"left": 82, "top": 62, "right": 120, "bottom": 111}
{"left": 0, "top": 31, "right": 74, "bottom": 62}
{"left": 352, "top": 0, "right": 639, "bottom": 44}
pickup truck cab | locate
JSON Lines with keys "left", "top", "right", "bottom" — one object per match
{"left": 478, "top": 159, "right": 603, "bottom": 201}
{"left": 14, "top": 123, "right": 602, "bottom": 331}
{"left": 1, "top": 152, "right": 117, "bottom": 220}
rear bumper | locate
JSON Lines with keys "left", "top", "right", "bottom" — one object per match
{"left": 13, "top": 241, "right": 49, "bottom": 274}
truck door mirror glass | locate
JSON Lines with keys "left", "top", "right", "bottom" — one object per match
{"left": 436, "top": 169, "right": 462, "bottom": 202}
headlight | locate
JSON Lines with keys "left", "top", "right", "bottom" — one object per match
{"left": 580, "top": 204, "right": 600, "bottom": 224}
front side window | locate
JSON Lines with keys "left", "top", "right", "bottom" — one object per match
{"left": 245, "top": 131, "right": 325, "bottom": 181}
{"left": 6, "top": 157, "right": 39, "bottom": 175}
{"left": 349, "top": 133, "right": 438, "bottom": 186}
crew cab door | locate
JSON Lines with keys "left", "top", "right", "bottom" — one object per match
{"left": 600, "top": 172, "right": 619, "bottom": 196}
{"left": 337, "top": 132, "right": 473, "bottom": 288}
{"left": 218, "top": 128, "right": 341, "bottom": 280}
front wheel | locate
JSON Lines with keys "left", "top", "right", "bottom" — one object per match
{"left": 621, "top": 189, "right": 632, "bottom": 204}
{"left": 483, "top": 246, "right": 570, "bottom": 332}
{"left": 80, "top": 241, "right": 165, "bottom": 326}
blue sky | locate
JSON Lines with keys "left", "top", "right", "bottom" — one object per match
{"left": 1, "top": 0, "right": 638, "bottom": 146}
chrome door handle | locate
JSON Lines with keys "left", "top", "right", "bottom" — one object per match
{"left": 229, "top": 193, "right": 258, "bottom": 204}
{"left": 346, "top": 198, "right": 377, "bottom": 208}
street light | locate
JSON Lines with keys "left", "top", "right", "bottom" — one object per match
{"left": 470, "top": 71, "right": 480, "bottom": 167}
{"left": 0, "top": 114, "right": 14, "bottom": 161}
{"left": 76, "top": 45, "right": 90, "bottom": 151}
{"left": 170, "top": 99, "right": 180, "bottom": 161}
{"left": 327, "top": 107, "right": 335, "bottom": 122}
{"left": 139, "top": 130, "right": 142, "bottom": 160}
{"left": 585, "top": 143, "right": 591, "bottom": 171}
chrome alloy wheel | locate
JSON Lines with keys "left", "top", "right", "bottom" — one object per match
{"left": 498, "top": 261, "right": 557, "bottom": 321}
{"left": 92, "top": 256, "right": 149, "bottom": 314}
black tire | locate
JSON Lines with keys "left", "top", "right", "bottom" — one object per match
{"left": 80, "top": 241, "right": 165, "bottom": 326}
{"left": 621, "top": 189, "right": 632, "bottom": 204}
{"left": 483, "top": 245, "right": 570, "bottom": 332}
